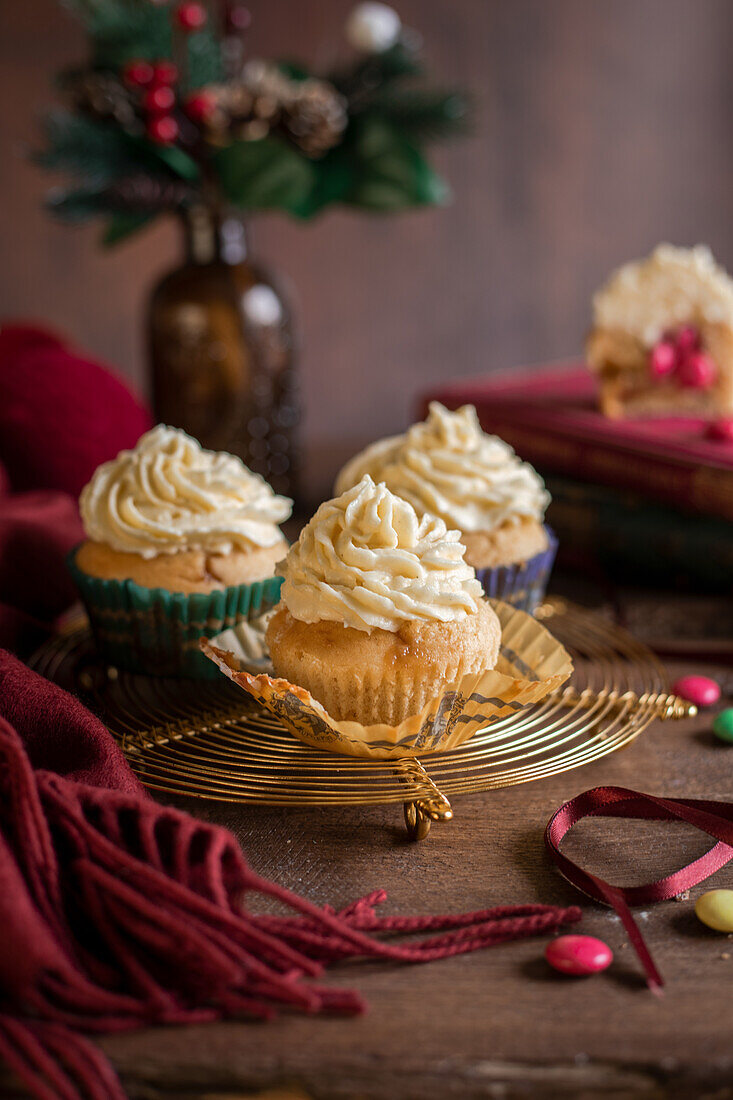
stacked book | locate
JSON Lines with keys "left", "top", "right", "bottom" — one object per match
{"left": 421, "top": 365, "right": 733, "bottom": 587}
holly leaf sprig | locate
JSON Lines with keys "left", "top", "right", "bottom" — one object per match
{"left": 210, "top": 42, "right": 468, "bottom": 220}
{"left": 37, "top": 3, "right": 470, "bottom": 243}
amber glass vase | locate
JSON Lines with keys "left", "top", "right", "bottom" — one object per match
{"left": 148, "top": 206, "right": 299, "bottom": 499}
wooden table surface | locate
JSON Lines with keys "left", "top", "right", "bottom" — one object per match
{"left": 18, "top": 587, "right": 733, "bottom": 1099}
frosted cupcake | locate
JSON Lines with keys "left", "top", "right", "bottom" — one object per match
{"left": 70, "top": 425, "right": 291, "bottom": 677}
{"left": 587, "top": 244, "right": 733, "bottom": 418}
{"left": 334, "top": 403, "right": 555, "bottom": 611}
{"left": 266, "top": 475, "right": 501, "bottom": 725}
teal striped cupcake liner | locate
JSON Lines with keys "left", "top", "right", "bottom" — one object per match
{"left": 67, "top": 547, "right": 284, "bottom": 679}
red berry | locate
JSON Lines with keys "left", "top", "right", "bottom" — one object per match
{"left": 226, "top": 4, "right": 251, "bottom": 31}
{"left": 175, "top": 2, "right": 207, "bottom": 31}
{"left": 676, "top": 324, "right": 701, "bottom": 356}
{"left": 707, "top": 417, "right": 733, "bottom": 442}
{"left": 123, "top": 59, "right": 154, "bottom": 88}
{"left": 649, "top": 340, "right": 677, "bottom": 379}
{"left": 151, "top": 60, "right": 179, "bottom": 86}
{"left": 147, "top": 115, "right": 179, "bottom": 145}
{"left": 143, "top": 85, "right": 176, "bottom": 113}
{"left": 678, "top": 351, "right": 717, "bottom": 389}
{"left": 184, "top": 90, "right": 217, "bottom": 123}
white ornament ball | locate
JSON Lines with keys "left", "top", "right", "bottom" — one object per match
{"left": 346, "top": 3, "right": 402, "bottom": 53}
{"left": 242, "top": 285, "right": 283, "bottom": 327}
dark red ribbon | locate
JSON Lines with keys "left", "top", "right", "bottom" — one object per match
{"left": 545, "top": 786, "right": 733, "bottom": 991}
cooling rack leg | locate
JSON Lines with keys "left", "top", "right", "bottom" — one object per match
{"left": 397, "top": 758, "right": 453, "bottom": 840}
{"left": 404, "top": 801, "right": 432, "bottom": 841}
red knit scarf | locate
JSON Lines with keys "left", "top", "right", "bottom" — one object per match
{"left": 0, "top": 651, "right": 580, "bottom": 1100}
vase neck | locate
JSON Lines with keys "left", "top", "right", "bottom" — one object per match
{"left": 182, "top": 206, "right": 249, "bottom": 265}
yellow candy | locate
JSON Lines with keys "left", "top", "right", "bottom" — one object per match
{"left": 695, "top": 889, "right": 733, "bottom": 933}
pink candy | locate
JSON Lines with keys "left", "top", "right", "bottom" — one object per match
{"left": 675, "top": 324, "right": 701, "bottom": 355}
{"left": 648, "top": 326, "right": 716, "bottom": 389}
{"left": 649, "top": 341, "right": 677, "bottom": 378}
{"left": 707, "top": 417, "right": 733, "bottom": 443}
{"left": 671, "top": 675, "right": 721, "bottom": 707}
{"left": 678, "top": 351, "right": 717, "bottom": 389}
{"left": 545, "top": 935, "right": 612, "bottom": 976}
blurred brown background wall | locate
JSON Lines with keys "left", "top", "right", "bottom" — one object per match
{"left": 3, "top": 0, "right": 733, "bottom": 498}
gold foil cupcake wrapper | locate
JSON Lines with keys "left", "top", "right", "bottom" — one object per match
{"left": 200, "top": 600, "right": 573, "bottom": 761}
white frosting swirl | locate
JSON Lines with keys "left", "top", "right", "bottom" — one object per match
{"left": 280, "top": 476, "right": 483, "bottom": 633}
{"left": 593, "top": 244, "right": 733, "bottom": 346}
{"left": 335, "top": 403, "right": 549, "bottom": 533}
{"left": 80, "top": 425, "right": 292, "bottom": 558}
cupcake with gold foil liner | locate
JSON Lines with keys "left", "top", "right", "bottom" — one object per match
{"left": 201, "top": 475, "right": 572, "bottom": 757}
{"left": 69, "top": 425, "right": 292, "bottom": 678}
{"left": 201, "top": 599, "right": 572, "bottom": 759}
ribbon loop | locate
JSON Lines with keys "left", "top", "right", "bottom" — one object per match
{"left": 545, "top": 786, "right": 733, "bottom": 990}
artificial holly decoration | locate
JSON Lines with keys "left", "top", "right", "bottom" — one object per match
{"left": 176, "top": 2, "right": 207, "bottom": 32}
{"left": 143, "top": 85, "right": 176, "bottom": 113}
{"left": 123, "top": 60, "right": 154, "bottom": 88}
{"left": 184, "top": 90, "right": 216, "bottom": 123}
{"left": 226, "top": 4, "right": 251, "bottom": 32}
{"left": 151, "top": 60, "right": 179, "bottom": 85}
{"left": 35, "top": 1, "right": 469, "bottom": 243}
{"left": 147, "top": 115, "right": 179, "bottom": 145}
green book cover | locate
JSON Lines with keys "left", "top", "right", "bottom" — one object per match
{"left": 546, "top": 476, "right": 733, "bottom": 588}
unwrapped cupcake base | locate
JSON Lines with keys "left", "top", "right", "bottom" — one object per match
{"left": 200, "top": 600, "right": 573, "bottom": 760}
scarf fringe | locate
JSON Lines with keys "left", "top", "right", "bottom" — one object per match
{"left": 0, "top": 717, "right": 580, "bottom": 1100}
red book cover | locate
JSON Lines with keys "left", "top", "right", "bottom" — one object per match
{"left": 420, "top": 364, "right": 733, "bottom": 521}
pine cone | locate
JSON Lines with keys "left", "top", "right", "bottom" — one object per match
{"left": 195, "top": 63, "right": 347, "bottom": 155}
{"left": 283, "top": 80, "right": 347, "bottom": 157}
{"left": 200, "top": 83, "right": 259, "bottom": 143}
{"left": 242, "top": 61, "right": 347, "bottom": 156}
{"left": 67, "top": 71, "right": 139, "bottom": 131}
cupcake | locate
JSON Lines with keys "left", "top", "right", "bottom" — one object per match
{"left": 587, "top": 244, "right": 733, "bottom": 418}
{"left": 266, "top": 475, "right": 501, "bottom": 725}
{"left": 334, "top": 402, "right": 554, "bottom": 611}
{"left": 70, "top": 425, "right": 292, "bottom": 677}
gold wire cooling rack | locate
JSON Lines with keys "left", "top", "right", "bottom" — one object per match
{"left": 30, "top": 598, "right": 694, "bottom": 840}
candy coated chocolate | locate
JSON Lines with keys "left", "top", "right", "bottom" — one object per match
{"left": 671, "top": 675, "right": 720, "bottom": 707}
{"left": 678, "top": 351, "right": 717, "bottom": 389}
{"left": 649, "top": 341, "right": 677, "bottom": 378}
{"left": 712, "top": 709, "right": 733, "bottom": 744}
{"left": 707, "top": 417, "right": 733, "bottom": 443}
{"left": 694, "top": 889, "right": 733, "bottom": 933}
{"left": 675, "top": 324, "right": 701, "bottom": 355}
{"left": 545, "top": 935, "right": 612, "bottom": 976}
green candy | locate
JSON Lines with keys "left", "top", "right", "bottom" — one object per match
{"left": 712, "top": 709, "right": 733, "bottom": 743}
{"left": 695, "top": 890, "right": 733, "bottom": 933}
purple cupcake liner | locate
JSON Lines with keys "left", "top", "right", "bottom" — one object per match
{"left": 474, "top": 526, "right": 558, "bottom": 614}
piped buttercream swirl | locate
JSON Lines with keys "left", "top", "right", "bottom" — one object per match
{"left": 593, "top": 243, "right": 733, "bottom": 346}
{"left": 80, "top": 425, "right": 292, "bottom": 557}
{"left": 279, "top": 476, "right": 483, "bottom": 633}
{"left": 335, "top": 402, "right": 549, "bottom": 533}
